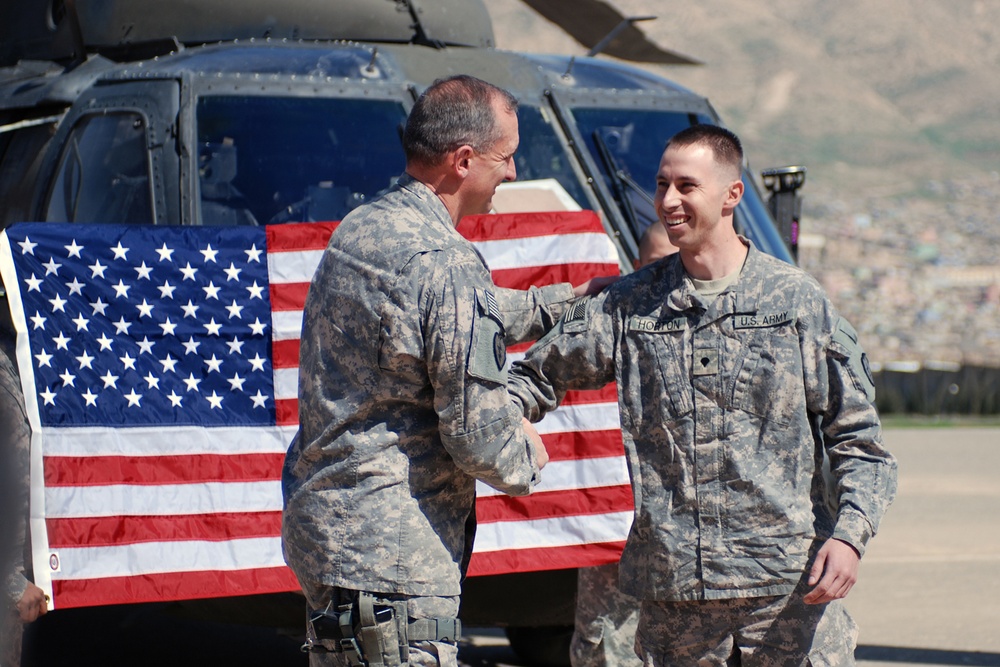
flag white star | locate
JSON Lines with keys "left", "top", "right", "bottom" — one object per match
{"left": 181, "top": 300, "right": 199, "bottom": 318}
{"left": 225, "top": 300, "right": 244, "bottom": 319}
{"left": 158, "top": 281, "right": 176, "bottom": 299}
{"left": 29, "top": 312, "right": 46, "bottom": 330}
{"left": 137, "top": 337, "right": 155, "bottom": 355}
{"left": 64, "top": 240, "right": 84, "bottom": 258}
{"left": 48, "top": 294, "right": 68, "bottom": 312}
{"left": 59, "top": 370, "right": 76, "bottom": 387}
{"left": 246, "top": 281, "right": 265, "bottom": 299}
{"left": 89, "top": 260, "right": 107, "bottom": 279}
{"left": 82, "top": 389, "right": 98, "bottom": 406}
{"left": 76, "top": 350, "right": 95, "bottom": 369}
{"left": 53, "top": 332, "right": 70, "bottom": 350}
{"left": 248, "top": 353, "right": 266, "bottom": 371}
{"left": 34, "top": 350, "right": 53, "bottom": 367}
{"left": 65, "top": 277, "right": 85, "bottom": 295}
{"left": 155, "top": 243, "right": 174, "bottom": 262}
{"left": 18, "top": 237, "right": 37, "bottom": 255}
{"left": 205, "top": 391, "right": 224, "bottom": 409}
{"left": 143, "top": 373, "right": 160, "bottom": 389}
{"left": 111, "top": 242, "right": 129, "bottom": 260}
{"left": 167, "top": 390, "right": 183, "bottom": 407}
{"left": 204, "top": 354, "right": 223, "bottom": 373}
{"left": 202, "top": 281, "right": 221, "bottom": 300}
{"left": 182, "top": 337, "right": 201, "bottom": 355}
{"left": 182, "top": 373, "right": 201, "bottom": 392}
{"left": 72, "top": 314, "right": 90, "bottom": 331}
{"left": 159, "top": 317, "right": 178, "bottom": 336}
{"left": 90, "top": 298, "right": 109, "bottom": 316}
{"left": 119, "top": 352, "right": 137, "bottom": 370}
{"left": 96, "top": 334, "right": 114, "bottom": 351}
{"left": 200, "top": 244, "right": 219, "bottom": 263}
{"left": 160, "top": 355, "right": 179, "bottom": 373}
{"left": 124, "top": 389, "right": 142, "bottom": 407}
{"left": 136, "top": 299, "right": 154, "bottom": 318}
{"left": 112, "top": 280, "right": 131, "bottom": 298}
{"left": 245, "top": 244, "right": 262, "bottom": 263}
{"left": 226, "top": 337, "right": 245, "bottom": 355}
{"left": 42, "top": 257, "right": 62, "bottom": 275}
{"left": 24, "top": 274, "right": 42, "bottom": 292}
{"left": 250, "top": 390, "right": 268, "bottom": 408}
{"left": 204, "top": 318, "right": 222, "bottom": 336}
{"left": 101, "top": 371, "right": 120, "bottom": 389}
{"left": 224, "top": 263, "right": 242, "bottom": 281}
{"left": 227, "top": 373, "right": 246, "bottom": 391}
{"left": 134, "top": 261, "right": 153, "bottom": 280}
{"left": 249, "top": 318, "right": 267, "bottom": 335}
{"left": 180, "top": 263, "right": 198, "bottom": 281}
{"left": 113, "top": 317, "right": 132, "bottom": 335}
{"left": 40, "top": 387, "right": 56, "bottom": 405}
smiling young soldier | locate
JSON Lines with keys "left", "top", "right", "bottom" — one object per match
{"left": 508, "top": 124, "right": 897, "bottom": 666}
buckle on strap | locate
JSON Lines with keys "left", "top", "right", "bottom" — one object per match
{"left": 406, "top": 618, "right": 462, "bottom": 643}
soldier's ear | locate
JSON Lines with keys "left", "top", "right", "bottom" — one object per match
{"left": 451, "top": 145, "right": 475, "bottom": 179}
{"left": 723, "top": 179, "right": 744, "bottom": 211}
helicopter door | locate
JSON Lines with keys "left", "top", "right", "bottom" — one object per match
{"left": 39, "top": 81, "right": 180, "bottom": 226}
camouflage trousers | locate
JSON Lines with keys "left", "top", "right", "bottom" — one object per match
{"left": 1, "top": 607, "right": 23, "bottom": 667}
{"left": 635, "top": 593, "right": 858, "bottom": 667}
{"left": 301, "top": 585, "right": 460, "bottom": 667}
{"left": 571, "top": 562, "right": 642, "bottom": 667}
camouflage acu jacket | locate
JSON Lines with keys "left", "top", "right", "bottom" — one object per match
{"left": 281, "top": 173, "right": 576, "bottom": 598}
{"left": 509, "top": 241, "right": 897, "bottom": 602}
{"left": 2, "top": 346, "right": 30, "bottom": 604}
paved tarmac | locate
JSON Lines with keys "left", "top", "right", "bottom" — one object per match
{"left": 18, "top": 427, "right": 1000, "bottom": 666}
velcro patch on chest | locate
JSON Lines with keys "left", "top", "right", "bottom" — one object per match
{"left": 732, "top": 310, "right": 795, "bottom": 329}
{"left": 628, "top": 315, "right": 686, "bottom": 334}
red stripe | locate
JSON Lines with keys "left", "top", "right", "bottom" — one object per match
{"left": 457, "top": 211, "right": 605, "bottom": 242}
{"left": 270, "top": 281, "right": 310, "bottom": 312}
{"left": 275, "top": 398, "right": 298, "bottom": 426}
{"left": 52, "top": 567, "right": 300, "bottom": 609}
{"left": 47, "top": 512, "right": 283, "bottom": 548}
{"left": 476, "top": 485, "right": 632, "bottom": 524}
{"left": 44, "top": 454, "right": 283, "bottom": 487}
{"left": 490, "top": 262, "right": 619, "bottom": 290}
{"left": 265, "top": 221, "right": 338, "bottom": 252}
{"left": 272, "top": 339, "right": 300, "bottom": 369}
{"left": 541, "top": 429, "right": 624, "bottom": 462}
{"left": 467, "top": 541, "right": 625, "bottom": 577}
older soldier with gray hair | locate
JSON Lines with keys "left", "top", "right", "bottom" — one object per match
{"left": 509, "top": 124, "right": 897, "bottom": 666}
{"left": 281, "top": 74, "right": 609, "bottom": 667}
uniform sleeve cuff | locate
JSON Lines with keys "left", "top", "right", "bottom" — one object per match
{"left": 831, "top": 510, "right": 874, "bottom": 558}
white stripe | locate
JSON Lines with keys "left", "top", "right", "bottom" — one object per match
{"left": 50, "top": 536, "right": 285, "bottom": 580}
{"left": 476, "top": 455, "right": 629, "bottom": 497}
{"left": 267, "top": 248, "right": 324, "bottom": 284}
{"left": 473, "top": 511, "right": 632, "bottom": 552}
{"left": 474, "top": 233, "right": 618, "bottom": 271}
{"left": 536, "top": 401, "right": 621, "bottom": 434}
{"left": 273, "top": 367, "right": 299, "bottom": 401}
{"left": 271, "top": 310, "right": 304, "bottom": 341}
{"left": 41, "top": 425, "right": 296, "bottom": 457}
{"left": 45, "top": 480, "right": 282, "bottom": 518}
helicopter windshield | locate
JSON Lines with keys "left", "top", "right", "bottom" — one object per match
{"left": 569, "top": 107, "right": 793, "bottom": 262}
{"left": 196, "top": 95, "right": 409, "bottom": 226}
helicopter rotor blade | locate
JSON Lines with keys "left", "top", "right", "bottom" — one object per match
{"left": 519, "top": 0, "right": 700, "bottom": 65}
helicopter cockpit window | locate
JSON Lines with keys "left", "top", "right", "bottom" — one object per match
{"left": 45, "top": 113, "right": 153, "bottom": 225}
{"left": 196, "top": 96, "right": 408, "bottom": 226}
{"left": 514, "top": 105, "right": 589, "bottom": 209}
{"left": 569, "top": 107, "right": 793, "bottom": 263}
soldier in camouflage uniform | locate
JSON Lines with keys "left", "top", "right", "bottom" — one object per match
{"left": 2, "top": 345, "right": 48, "bottom": 665}
{"left": 509, "top": 125, "right": 897, "bottom": 666}
{"left": 571, "top": 223, "right": 680, "bottom": 667}
{"left": 282, "top": 75, "right": 606, "bottom": 667}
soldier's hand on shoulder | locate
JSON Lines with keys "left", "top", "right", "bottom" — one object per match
{"left": 572, "top": 275, "right": 618, "bottom": 298}
{"left": 522, "top": 417, "right": 549, "bottom": 469}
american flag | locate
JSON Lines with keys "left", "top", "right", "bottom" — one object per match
{"left": 0, "top": 212, "right": 628, "bottom": 609}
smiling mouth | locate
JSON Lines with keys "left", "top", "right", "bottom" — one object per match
{"left": 663, "top": 216, "right": 688, "bottom": 227}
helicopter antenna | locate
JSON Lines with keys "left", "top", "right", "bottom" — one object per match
{"left": 64, "top": 0, "right": 88, "bottom": 67}
{"left": 562, "top": 56, "right": 576, "bottom": 79}
{"left": 587, "top": 16, "right": 654, "bottom": 58}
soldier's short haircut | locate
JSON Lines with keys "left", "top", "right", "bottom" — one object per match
{"left": 403, "top": 74, "right": 518, "bottom": 166}
{"left": 666, "top": 124, "right": 743, "bottom": 179}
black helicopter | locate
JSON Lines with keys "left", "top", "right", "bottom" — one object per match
{"left": 0, "top": 0, "right": 803, "bottom": 663}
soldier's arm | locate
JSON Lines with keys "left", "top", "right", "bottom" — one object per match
{"left": 421, "top": 254, "right": 542, "bottom": 496}
{"left": 493, "top": 276, "right": 617, "bottom": 346}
